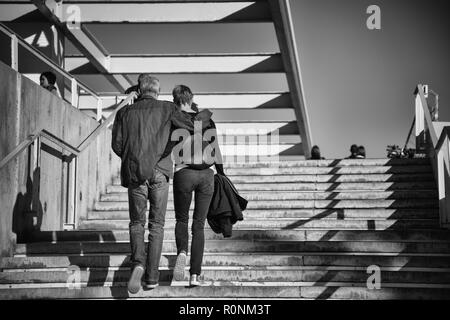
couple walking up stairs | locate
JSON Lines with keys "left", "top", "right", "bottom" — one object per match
{"left": 1, "top": 157, "right": 450, "bottom": 299}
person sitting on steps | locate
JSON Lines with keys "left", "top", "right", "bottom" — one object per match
{"left": 356, "top": 145, "right": 366, "bottom": 159}
{"left": 309, "top": 145, "right": 325, "bottom": 160}
{"left": 347, "top": 144, "right": 358, "bottom": 159}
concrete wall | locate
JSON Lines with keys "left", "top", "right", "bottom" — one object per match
{"left": 0, "top": 61, "right": 120, "bottom": 258}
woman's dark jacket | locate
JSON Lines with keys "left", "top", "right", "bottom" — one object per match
{"left": 161, "top": 108, "right": 224, "bottom": 175}
{"left": 208, "top": 174, "right": 246, "bottom": 237}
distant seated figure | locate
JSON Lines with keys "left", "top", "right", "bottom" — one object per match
{"left": 356, "top": 145, "right": 366, "bottom": 159}
{"left": 347, "top": 144, "right": 358, "bottom": 159}
{"left": 40, "top": 71, "right": 59, "bottom": 97}
{"left": 309, "top": 145, "right": 325, "bottom": 160}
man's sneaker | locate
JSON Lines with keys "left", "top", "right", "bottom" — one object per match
{"left": 173, "top": 251, "right": 187, "bottom": 281}
{"left": 144, "top": 281, "right": 159, "bottom": 290}
{"left": 189, "top": 274, "right": 203, "bottom": 287}
{"left": 127, "top": 265, "right": 144, "bottom": 294}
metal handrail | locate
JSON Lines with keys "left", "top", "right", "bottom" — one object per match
{"left": 413, "top": 84, "right": 450, "bottom": 228}
{"left": 78, "top": 92, "right": 136, "bottom": 152}
{"left": 416, "top": 84, "right": 438, "bottom": 146}
{"left": 436, "top": 127, "right": 450, "bottom": 152}
{"left": 0, "top": 92, "right": 135, "bottom": 170}
{"left": 0, "top": 129, "right": 80, "bottom": 170}
{"left": 436, "top": 126, "right": 450, "bottom": 228}
{"left": 405, "top": 85, "right": 440, "bottom": 152}
{"left": 428, "top": 89, "right": 439, "bottom": 121}
{"left": 0, "top": 22, "right": 99, "bottom": 102}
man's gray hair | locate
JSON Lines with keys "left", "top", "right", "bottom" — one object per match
{"left": 138, "top": 74, "right": 160, "bottom": 95}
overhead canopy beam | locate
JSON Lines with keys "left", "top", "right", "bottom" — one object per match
{"left": 268, "top": 0, "right": 312, "bottom": 158}
{"left": 65, "top": 54, "right": 284, "bottom": 74}
{"left": 31, "top": 0, "right": 130, "bottom": 92}
{"left": 79, "top": 92, "right": 292, "bottom": 109}
{"left": 60, "top": 2, "right": 270, "bottom": 23}
{"left": 1, "top": 2, "right": 270, "bottom": 23}
{"left": 62, "top": 0, "right": 267, "bottom": 2}
{"left": 81, "top": 108, "right": 295, "bottom": 123}
{"left": 0, "top": 4, "right": 39, "bottom": 22}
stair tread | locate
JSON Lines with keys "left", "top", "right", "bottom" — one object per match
{"left": 3, "top": 158, "right": 444, "bottom": 299}
{"left": 2, "top": 285, "right": 449, "bottom": 300}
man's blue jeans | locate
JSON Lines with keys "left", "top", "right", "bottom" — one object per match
{"left": 128, "top": 169, "right": 169, "bottom": 283}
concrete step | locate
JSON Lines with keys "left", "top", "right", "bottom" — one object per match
{"left": 100, "top": 190, "right": 438, "bottom": 202}
{"left": 93, "top": 199, "right": 438, "bottom": 212}
{"left": 223, "top": 166, "right": 433, "bottom": 176}
{"left": 0, "top": 284, "right": 449, "bottom": 300}
{"left": 78, "top": 218, "right": 439, "bottom": 231}
{"left": 2, "top": 267, "right": 450, "bottom": 285}
{"left": 88, "top": 208, "right": 439, "bottom": 221}
{"left": 20, "top": 228, "right": 450, "bottom": 244}
{"left": 219, "top": 134, "right": 301, "bottom": 145}
{"left": 112, "top": 173, "right": 435, "bottom": 185}
{"left": 222, "top": 158, "right": 431, "bottom": 168}
{"left": 14, "top": 240, "right": 450, "bottom": 256}
{"left": 5, "top": 253, "right": 450, "bottom": 270}
{"left": 106, "top": 181, "right": 437, "bottom": 193}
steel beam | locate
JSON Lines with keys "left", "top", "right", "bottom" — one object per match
{"left": 62, "top": 2, "right": 269, "bottom": 23}
{"left": 78, "top": 92, "right": 291, "bottom": 109}
{"left": 268, "top": 0, "right": 313, "bottom": 158}
{"left": 65, "top": 54, "right": 283, "bottom": 74}
{"left": 31, "top": 0, "right": 130, "bottom": 92}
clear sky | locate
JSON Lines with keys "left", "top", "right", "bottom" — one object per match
{"left": 291, "top": 0, "right": 450, "bottom": 158}
{"left": 65, "top": 0, "right": 450, "bottom": 159}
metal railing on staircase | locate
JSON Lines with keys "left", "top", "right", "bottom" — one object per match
{"left": 0, "top": 22, "right": 104, "bottom": 120}
{"left": 403, "top": 85, "right": 439, "bottom": 152}
{"left": 412, "top": 84, "right": 449, "bottom": 228}
{"left": 0, "top": 93, "right": 136, "bottom": 230}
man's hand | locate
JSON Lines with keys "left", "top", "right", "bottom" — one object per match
{"left": 129, "top": 91, "right": 138, "bottom": 101}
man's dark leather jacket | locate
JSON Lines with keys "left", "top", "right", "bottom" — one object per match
{"left": 112, "top": 94, "right": 211, "bottom": 188}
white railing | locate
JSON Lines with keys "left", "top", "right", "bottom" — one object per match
{"left": 0, "top": 22, "right": 104, "bottom": 121}
{"left": 437, "top": 128, "right": 450, "bottom": 228}
{"left": 414, "top": 84, "right": 450, "bottom": 228}
{"left": 415, "top": 85, "right": 438, "bottom": 153}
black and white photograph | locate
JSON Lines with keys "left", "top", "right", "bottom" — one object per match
{"left": 0, "top": 0, "right": 449, "bottom": 313}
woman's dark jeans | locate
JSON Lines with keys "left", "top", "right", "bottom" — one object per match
{"left": 173, "top": 168, "right": 214, "bottom": 276}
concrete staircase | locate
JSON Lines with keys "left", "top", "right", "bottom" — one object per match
{"left": 1, "top": 158, "right": 450, "bottom": 299}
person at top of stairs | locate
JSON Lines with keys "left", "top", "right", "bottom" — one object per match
{"left": 39, "top": 71, "right": 61, "bottom": 98}
{"left": 169, "top": 84, "right": 226, "bottom": 287}
{"left": 111, "top": 74, "right": 211, "bottom": 294}
{"left": 308, "top": 145, "right": 325, "bottom": 160}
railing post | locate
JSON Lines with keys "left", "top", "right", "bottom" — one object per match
{"left": 32, "top": 136, "right": 40, "bottom": 171}
{"left": 447, "top": 138, "right": 450, "bottom": 228}
{"left": 438, "top": 146, "right": 445, "bottom": 227}
{"left": 64, "top": 156, "right": 77, "bottom": 231}
{"left": 71, "top": 78, "right": 79, "bottom": 108}
{"left": 11, "top": 34, "right": 18, "bottom": 71}
{"left": 30, "top": 136, "right": 41, "bottom": 231}
{"left": 97, "top": 98, "right": 103, "bottom": 121}
{"left": 415, "top": 88, "right": 426, "bottom": 153}
{"left": 435, "top": 93, "right": 439, "bottom": 121}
